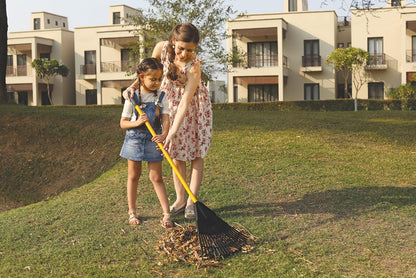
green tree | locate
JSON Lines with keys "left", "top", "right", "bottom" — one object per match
{"left": 0, "top": 0, "right": 8, "bottom": 103}
{"left": 31, "top": 58, "right": 69, "bottom": 105}
{"left": 387, "top": 83, "right": 416, "bottom": 110}
{"left": 127, "top": 0, "right": 236, "bottom": 81}
{"left": 326, "top": 47, "right": 371, "bottom": 111}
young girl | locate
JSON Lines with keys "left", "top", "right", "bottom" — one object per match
{"left": 119, "top": 58, "right": 173, "bottom": 228}
{"left": 123, "top": 23, "right": 213, "bottom": 220}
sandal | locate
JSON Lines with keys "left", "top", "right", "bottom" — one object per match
{"left": 169, "top": 203, "right": 186, "bottom": 215}
{"left": 128, "top": 211, "right": 141, "bottom": 225}
{"left": 184, "top": 205, "right": 196, "bottom": 220}
{"left": 160, "top": 212, "right": 174, "bottom": 228}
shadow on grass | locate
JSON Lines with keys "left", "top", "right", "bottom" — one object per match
{"left": 219, "top": 185, "right": 416, "bottom": 221}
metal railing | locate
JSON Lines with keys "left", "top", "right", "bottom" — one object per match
{"left": 247, "top": 54, "right": 278, "bottom": 68}
{"left": 302, "top": 55, "right": 321, "bottom": 67}
{"left": 406, "top": 50, "right": 416, "bottom": 63}
{"left": 100, "top": 61, "right": 134, "bottom": 72}
{"left": 6, "top": 65, "right": 33, "bottom": 77}
{"left": 80, "top": 64, "right": 96, "bottom": 75}
{"left": 367, "top": 53, "right": 385, "bottom": 66}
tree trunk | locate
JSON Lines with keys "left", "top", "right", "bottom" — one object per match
{"left": 0, "top": 0, "right": 8, "bottom": 103}
{"left": 47, "top": 82, "right": 53, "bottom": 105}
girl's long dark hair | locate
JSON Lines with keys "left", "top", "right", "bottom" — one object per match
{"left": 136, "top": 58, "right": 164, "bottom": 127}
{"left": 136, "top": 57, "right": 163, "bottom": 101}
{"left": 167, "top": 23, "right": 200, "bottom": 81}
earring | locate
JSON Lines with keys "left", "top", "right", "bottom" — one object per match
{"left": 172, "top": 44, "right": 175, "bottom": 49}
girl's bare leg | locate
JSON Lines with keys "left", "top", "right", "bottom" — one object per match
{"left": 127, "top": 159, "right": 141, "bottom": 225}
{"left": 148, "top": 161, "right": 170, "bottom": 214}
{"left": 171, "top": 159, "right": 187, "bottom": 209}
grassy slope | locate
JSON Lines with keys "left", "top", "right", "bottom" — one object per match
{"left": 1, "top": 107, "right": 416, "bottom": 277}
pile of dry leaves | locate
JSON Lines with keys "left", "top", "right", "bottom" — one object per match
{"left": 156, "top": 224, "right": 255, "bottom": 268}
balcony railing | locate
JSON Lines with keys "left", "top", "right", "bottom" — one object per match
{"left": 6, "top": 66, "right": 32, "bottom": 77}
{"left": 367, "top": 53, "right": 386, "bottom": 66}
{"left": 81, "top": 64, "right": 96, "bottom": 75}
{"left": 247, "top": 54, "right": 278, "bottom": 68}
{"left": 101, "top": 61, "right": 134, "bottom": 72}
{"left": 406, "top": 50, "right": 416, "bottom": 62}
{"left": 302, "top": 55, "right": 321, "bottom": 67}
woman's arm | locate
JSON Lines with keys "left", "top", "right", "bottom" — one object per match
{"left": 163, "top": 61, "right": 201, "bottom": 151}
{"left": 152, "top": 41, "right": 165, "bottom": 61}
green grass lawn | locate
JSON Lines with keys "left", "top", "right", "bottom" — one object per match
{"left": 0, "top": 107, "right": 415, "bottom": 277}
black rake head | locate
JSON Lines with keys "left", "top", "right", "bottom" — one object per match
{"left": 194, "top": 201, "right": 249, "bottom": 258}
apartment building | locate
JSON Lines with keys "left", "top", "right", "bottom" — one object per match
{"left": 74, "top": 5, "right": 141, "bottom": 105}
{"left": 226, "top": 0, "right": 416, "bottom": 102}
{"left": 352, "top": 0, "right": 416, "bottom": 99}
{"left": 6, "top": 12, "right": 75, "bottom": 105}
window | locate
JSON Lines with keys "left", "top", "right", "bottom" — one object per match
{"left": 248, "top": 84, "right": 278, "bottom": 102}
{"left": 412, "top": 36, "right": 416, "bottom": 62}
{"left": 18, "top": 92, "right": 28, "bottom": 105}
{"left": 6, "top": 55, "right": 13, "bottom": 76}
{"left": 368, "top": 37, "right": 383, "bottom": 65}
{"left": 304, "top": 83, "right": 320, "bottom": 100}
{"left": 233, "top": 86, "right": 238, "bottom": 102}
{"left": 337, "top": 84, "right": 352, "bottom": 99}
{"left": 47, "top": 19, "right": 50, "bottom": 24}
{"left": 303, "top": 40, "right": 320, "bottom": 66}
{"left": 347, "top": 42, "right": 352, "bottom": 47}
{"left": 84, "top": 51, "right": 96, "bottom": 74}
{"left": 392, "top": 0, "right": 401, "bottom": 6}
{"left": 7, "top": 55, "right": 13, "bottom": 66}
{"left": 17, "top": 54, "right": 27, "bottom": 76}
{"left": 121, "top": 48, "right": 131, "bottom": 71}
{"left": 41, "top": 91, "right": 51, "bottom": 105}
{"left": 55, "top": 21, "right": 58, "bottom": 26}
{"left": 288, "top": 0, "right": 297, "bottom": 11}
{"left": 368, "top": 82, "right": 384, "bottom": 99}
{"left": 63, "top": 22, "right": 66, "bottom": 28}
{"left": 247, "top": 42, "right": 277, "bottom": 67}
{"left": 113, "top": 12, "right": 121, "bottom": 24}
{"left": 86, "top": 90, "right": 97, "bottom": 105}
{"left": 40, "top": 53, "right": 50, "bottom": 60}
{"left": 337, "top": 43, "right": 344, "bottom": 48}
{"left": 33, "top": 18, "right": 40, "bottom": 30}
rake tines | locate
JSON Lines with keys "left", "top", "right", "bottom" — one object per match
{"left": 195, "top": 201, "right": 249, "bottom": 258}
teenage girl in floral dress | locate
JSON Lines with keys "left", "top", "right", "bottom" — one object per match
{"left": 124, "top": 23, "right": 212, "bottom": 219}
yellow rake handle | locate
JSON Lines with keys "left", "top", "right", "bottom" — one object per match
{"left": 132, "top": 102, "right": 197, "bottom": 203}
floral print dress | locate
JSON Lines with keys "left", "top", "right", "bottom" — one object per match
{"left": 159, "top": 41, "right": 213, "bottom": 161}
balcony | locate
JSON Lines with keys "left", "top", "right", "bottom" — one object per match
{"left": 365, "top": 53, "right": 387, "bottom": 70}
{"left": 301, "top": 55, "right": 322, "bottom": 72}
{"left": 101, "top": 61, "right": 134, "bottom": 72}
{"left": 247, "top": 54, "right": 278, "bottom": 68}
{"left": 6, "top": 66, "right": 33, "bottom": 77}
{"left": 406, "top": 50, "right": 416, "bottom": 63}
{"left": 80, "top": 64, "right": 97, "bottom": 79}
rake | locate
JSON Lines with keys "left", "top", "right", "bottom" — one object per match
{"left": 130, "top": 97, "right": 249, "bottom": 258}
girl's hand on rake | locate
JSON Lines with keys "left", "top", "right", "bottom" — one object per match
{"left": 152, "top": 134, "right": 165, "bottom": 144}
{"left": 136, "top": 113, "right": 148, "bottom": 128}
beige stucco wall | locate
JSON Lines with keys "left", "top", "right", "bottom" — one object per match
{"left": 74, "top": 25, "right": 138, "bottom": 105}
{"left": 351, "top": 7, "right": 408, "bottom": 99}
{"left": 227, "top": 10, "right": 338, "bottom": 102}
{"left": 7, "top": 28, "right": 75, "bottom": 105}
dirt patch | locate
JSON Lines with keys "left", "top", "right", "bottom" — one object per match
{"left": 0, "top": 106, "right": 124, "bottom": 212}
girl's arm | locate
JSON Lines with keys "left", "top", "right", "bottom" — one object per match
{"left": 164, "top": 61, "right": 201, "bottom": 151}
{"left": 120, "top": 114, "right": 148, "bottom": 130}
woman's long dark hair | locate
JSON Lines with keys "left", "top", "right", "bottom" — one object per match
{"left": 167, "top": 23, "right": 200, "bottom": 81}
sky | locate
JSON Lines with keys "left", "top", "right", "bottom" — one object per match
{"left": 5, "top": 0, "right": 347, "bottom": 32}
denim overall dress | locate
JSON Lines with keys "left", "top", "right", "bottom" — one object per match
{"left": 120, "top": 92, "right": 165, "bottom": 162}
